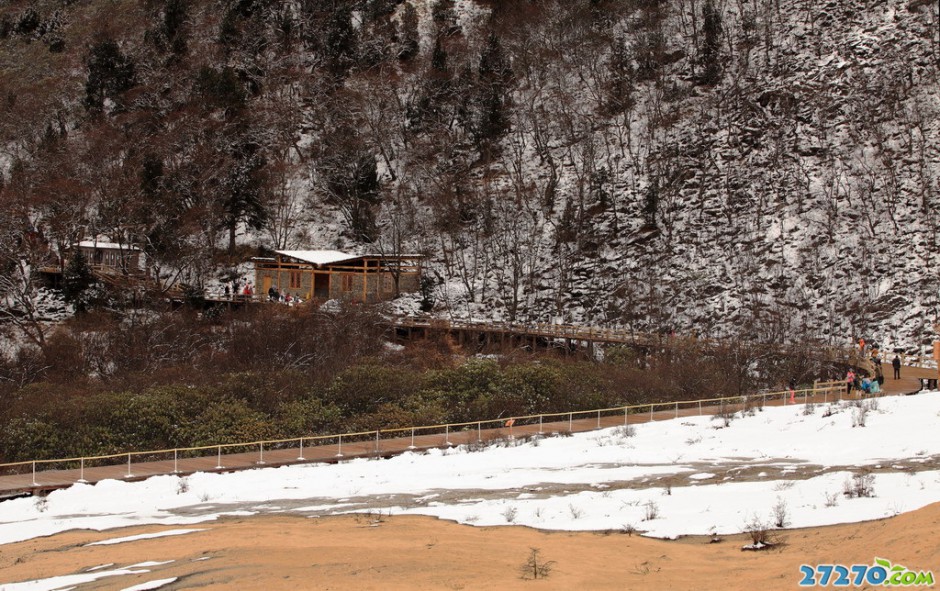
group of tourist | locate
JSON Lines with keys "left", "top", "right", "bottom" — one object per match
{"left": 845, "top": 348, "right": 903, "bottom": 396}
{"left": 267, "top": 286, "right": 302, "bottom": 304}
{"left": 217, "top": 280, "right": 305, "bottom": 305}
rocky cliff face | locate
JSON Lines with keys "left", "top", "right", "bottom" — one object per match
{"left": 412, "top": 0, "right": 940, "bottom": 353}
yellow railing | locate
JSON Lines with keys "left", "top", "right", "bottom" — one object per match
{"left": 0, "top": 380, "right": 848, "bottom": 486}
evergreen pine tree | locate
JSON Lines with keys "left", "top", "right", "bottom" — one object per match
{"left": 162, "top": 0, "right": 188, "bottom": 56}
{"left": 83, "top": 38, "right": 137, "bottom": 114}
{"left": 397, "top": 2, "right": 419, "bottom": 61}
{"left": 431, "top": 0, "right": 458, "bottom": 36}
{"left": 699, "top": 0, "right": 723, "bottom": 85}
{"left": 222, "top": 142, "right": 268, "bottom": 255}
{"left": 475, "top": 33, "right": 513, "bottom": 155}
{"left": 63, "top": 250, "right": 95, "bottom": 313}
{"left": 325, "top": 3, "right": 358, "bottom": 77}
{"left": 603, "top": 36, "right": 635, "bottom": 115}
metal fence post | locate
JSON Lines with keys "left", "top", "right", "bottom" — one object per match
{"left": 298, "top": 438, "right": 306, "bottom": 461}
{"left": 539, "top": 415, "right": 543, "bottom": 434}
{"left": 216, "top": 446, "right": 224, "bottom": 469}
{"left": 258, "top": 442, "right": 266, "bottom": 465}
{"left": 173, "top": 450, "right": 179, "bottom": 474}
{"left": 409, "top": 429, "right": 416, "bottom": 449}
{"left": 649, "top": 404, "right": 653, "bottom": 422}
{"left": 78, "top": 458, "right": 87, "bottom": 483}
{"left": 444, "top": 425, "right": 452, "bottom": 446}
{"left": 596, "top": 410, "right": 601, "bottom": 429}
{"left": 336, "top": 435, "right": 344, "bottom": 457}
{"left": 477, "top": 422, "right": 482, "bottom": 442}
{"left": 675, "top": 402, "right": 678, "bottom": 418}
{"left": 375, "top": 430, "right": 380, "bottom": 454}
{"left": 32, "top": 461, "right": 37, "bottom": 486}
{"left": 126, "top": 453, "right": 133, "bottom": 478}
{"left": 569, "top": 412, "right": 573, "bottom": 432}
{"left": 624, "top": 407, "right": 628, "bottom": 426}
{"left": 698, "top": 401, "right": 702, "bottom": 416}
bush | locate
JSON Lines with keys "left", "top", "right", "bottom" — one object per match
{"left": 1, "top": 417, "right": 65, "bottom": 462}
{"left": 843, "top": 474, "right": 875, "bottom": 498}
{"left": 519, "top": 548, "right": 555, "bottom": 580}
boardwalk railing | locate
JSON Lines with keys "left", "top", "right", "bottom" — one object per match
{"left": 0, "top": 380, "right": 847, "bottom": 490}
{"left": 389, "top": 317, "right": 864, "bottom": 365}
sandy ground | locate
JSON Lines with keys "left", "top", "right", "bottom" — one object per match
{"left": 2, "top": 502, "right": 938, "bottom": 591}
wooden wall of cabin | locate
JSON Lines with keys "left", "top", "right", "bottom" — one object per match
{"left": 254, "top": 265, "right": 421, "bottom": 303}
{"left": 254, "top": 268, "right": 315, "bottom": 300}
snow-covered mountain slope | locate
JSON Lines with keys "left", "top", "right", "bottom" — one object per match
{"left": 396, "top": 0, "right": 940, "bottom": 350}
{"left": 3, "top": 0, "right": 940, "bottom": 349}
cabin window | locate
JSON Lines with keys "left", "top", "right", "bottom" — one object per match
{"left": 290, "top": 270, "right": 302, "bottom": 289}
{"left": 342, "top": 274, "right": 354, "bottom": 292}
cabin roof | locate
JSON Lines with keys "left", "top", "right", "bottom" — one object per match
{"left": 77, "top": 240, "right": 140, "bottom": 251}
{"left": 274, "top": 250, "right": 424, "bottom": 266}
{"left": 274, "top": 250, "right": 358, "bottom": 265}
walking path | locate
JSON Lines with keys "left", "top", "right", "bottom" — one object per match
{"left": 1, "top": 367, "right": 933, "bottom": 499}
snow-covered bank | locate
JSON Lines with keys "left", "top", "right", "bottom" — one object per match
{"left": 0, "top": 393, "right": 937, "bottom": 547}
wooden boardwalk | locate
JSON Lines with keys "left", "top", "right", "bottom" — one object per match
{"left": 388, "top": 317, "right": 863, "bottom": 364}
{"left": 1, "top": 372, "right": 931, "bottom": 499}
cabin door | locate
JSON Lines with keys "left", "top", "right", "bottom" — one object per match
{"left": 314, "top": 273, "right": 329, "bottom": 300}
{"left": 262, "top": 276, "right": 272, "bottom": 296}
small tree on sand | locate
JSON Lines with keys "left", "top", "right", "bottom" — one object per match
{"left": 520, "top": 547, "right": 555, "bottom": 580}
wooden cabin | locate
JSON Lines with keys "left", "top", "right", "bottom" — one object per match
{"left": 75, "top": 240, "right": 144, "bottom": 275}
{"left": 253, "top": 250, "right": 423, "bottom": 303}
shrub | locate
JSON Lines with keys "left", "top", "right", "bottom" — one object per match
{"left": 772, "top": 497, "right": 789, "bottom": 528}
{"left": 643, "top": 500, "right": 659, "bottom": 521}
{"left": 843, "top": 474, "right": 875, "bottom": 498}
{"left": 742, "top": 516, "right": 777, "bottom": 549}
{"left": 519, "top": 548, "right": 555, "bottom": 580}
